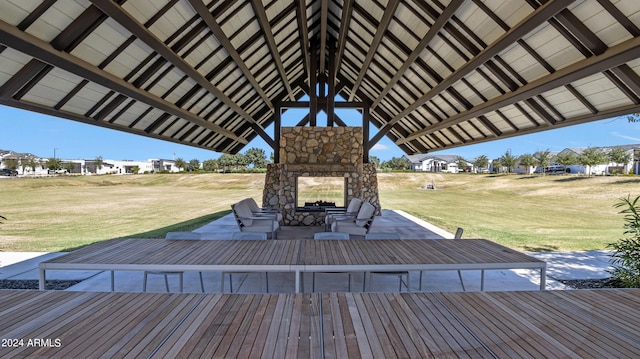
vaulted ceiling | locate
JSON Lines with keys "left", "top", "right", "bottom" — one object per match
{"left": 1, "top": 0, "right": 640, "bottom": 157}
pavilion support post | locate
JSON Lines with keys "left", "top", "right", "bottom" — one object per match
{"left": 363, "top": 105, "right": 370, "bottom": 164}
{"left": 327, "top": 44, "right": 336, "bottom": 126}
{"left": 274, "top": 105, "right": 281, "bottom": 163}
{"left": 309, "top": 46, "right": 317, "bottom": 127}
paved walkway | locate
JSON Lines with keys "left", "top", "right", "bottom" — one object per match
{"left": 0, "top": 210, "right": 612, "bottom": 293}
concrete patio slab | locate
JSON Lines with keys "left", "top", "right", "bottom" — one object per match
{"left": 0, "top": 210, "right": 613, "bottom": 293}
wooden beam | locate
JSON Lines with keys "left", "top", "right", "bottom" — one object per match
{"left": 398, "top": 34, "right": 640, "bottom": 143}
{"left": 310, "top": 45, "right": 318, "bottom": 126}
{"left": 0, "top": 17, "right": 246, "bottom": 144}
{"left": 319, "top": 0, "right": 329, "bottom": 75}
{"left": 185, "top": 0, "right": 273, "bottom": 109}
{"left": 274, "top": 105, "right": 281, "bottom": 163}
{"left": 333, "top": 0, "right": 354, "bottom": 82}
{"left": 250, "top": 0, "right": 295, "bottom": 101}
{"left": 93, "top": 0, "right": 275, "bottom": 147}
{"left": 371, "top": 0, "right": 574, "bottom": 146}
{"left": 295, "top": 0, "right": 311, "bottom": 87}
{"left": 371, "top": 0, "right": 465, "bottom": 110}
{"left": 363, "top": 106, "right": 370, "bottom": 163}
{"left": 327, "top": 44, "right": 336, "bottom": 126}
{"left": 348, "top": 0, "right": 399, "bottom": 101}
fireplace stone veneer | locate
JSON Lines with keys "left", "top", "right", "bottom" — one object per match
{"left": 263, "top": 126, "right": 380, "bottom": 226}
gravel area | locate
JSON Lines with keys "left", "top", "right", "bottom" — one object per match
{"left": 0, "top": 279, "right": 81, "bottom": 290}
{"left": 0, "top": 279, "right": 627, "bottom": 291}
{"left": 558, "top": 278, "right": 623, "bottom": 289}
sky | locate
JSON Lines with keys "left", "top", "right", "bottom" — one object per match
{"left": 1, "top": 104, "right": 640, "bottom": 162}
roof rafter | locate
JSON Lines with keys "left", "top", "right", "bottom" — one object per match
{"left": 333, "top": 0, "right": 353, "bottom": 82}
{"left": 371, "top": 0, "right": 465, "bottom": 110}
{"left": 0, "top": 17, "right": 246, "bottom": 144}
{"left": 185, "top": 0, "right": 273, "bottom": 110}
{"left": 250, "top": 0, "right": 295, "bottom": 101}
{"left": 295, "top": 0, "right": 311, "bottom": 88}
{"left": 348, "top": 0, "right": 400, "bottom": 101}
{"left": 0, "top": 96, "right": 233, "bottom": 152}
{"left": 90, "top": 0, "right": 275, "bottom": 147}
{"left": 399, "top": 35, "right": 640, "bottom": 143}
{"left": 319, "top": 0, "right": 329, "bottom": 75}
{"left": 372, "top": 0, "right": 573, "bottom": 146}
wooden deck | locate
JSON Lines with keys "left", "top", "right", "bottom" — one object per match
{"left": 2, "top": 289, "right": 639, "bottom": 358}
{"left": 40, "top": 238, "right": 546, "bottom": 292}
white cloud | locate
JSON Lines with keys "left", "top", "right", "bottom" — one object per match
{"left": 611, "top": 131, "right": 640, "bottom": 142}
{"left": 371, "top": 143, "right": 389, "bottom": 151}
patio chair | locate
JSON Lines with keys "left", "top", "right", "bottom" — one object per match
{"left": 418, "top": 227, "right": 466, "bottom": 291}
{"left": 244, "top": 197, "right": 283, "bottom": 223}
{"left": 330, "top": 202, "right": 376, "bottom": 236}
{"left": 364, "top": 232, "right": 410, "bottom": 292}
{"left": 232, "top": 200, "right": 279, "bottom": 239}
{"left": 143, "top": 232, "right": 205, "bottom": 293}
{"left": 221, "top": 231, "right": 269, "bottom": 293}
{"left": 324, "top": 198, "right": 362, "bottom": 231}
{"left": 312, "top": 232, "right": 353, "bottom": 292}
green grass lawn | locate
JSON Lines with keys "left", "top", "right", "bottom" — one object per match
{"left": 0, "top": 172, "right": 638, "bottom": 252}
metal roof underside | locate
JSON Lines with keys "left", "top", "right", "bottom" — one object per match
{"left": 1, "top": 0, "right": 640, "bottom": 156}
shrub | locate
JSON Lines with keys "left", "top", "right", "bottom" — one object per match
{"left": 609, "top": 195, "right": 640, "bottom": 287}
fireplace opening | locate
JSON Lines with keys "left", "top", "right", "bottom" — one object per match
{"left": 296, "top": 176, "right": 346, "bottom": 210}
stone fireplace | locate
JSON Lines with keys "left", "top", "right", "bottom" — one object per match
{"left": 263, "top": 126, "right": 380, "bottom": 226}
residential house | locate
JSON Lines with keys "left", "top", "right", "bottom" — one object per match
{"left": 1, "top": 149, "right": 180, "bottom": 175}
{"left": 405, "top": 154, "right": 470, "bottom": 173}
{"left": 558, "top": 144, "right": 640, "bottom": 175}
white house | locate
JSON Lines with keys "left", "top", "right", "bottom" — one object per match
{"left": 558, "top": 145, "right": 640, "bottom": 175}
{"left": 1, "top": 149, "right": 181, "bottom": 176}
{"left": 405, "top": 154, "right": 470, "bottom": 173}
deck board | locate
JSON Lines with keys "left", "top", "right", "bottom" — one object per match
{"left": 320, "top": 292, "right": 494, "bottom": 358}
{"left": 2, "top": 290, "right": 640, "bottom": 358}
{"left": 41, "top": 238, "right": 546, "bottom": 292}
{"left": 435, "top": 290, "right": 640, "bottom": 358}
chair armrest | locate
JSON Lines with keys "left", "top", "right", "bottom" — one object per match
{"left": 325, "top": 208, "right": 346, "bottom": 214}
{"left": 251, "top": 212, "right": 279, "bottom": 219}
{"left": 236, "top": 216, "right": 275, "bottom": 221}
{"left": 253, "top": 208, "right": 280, "bottom": 214}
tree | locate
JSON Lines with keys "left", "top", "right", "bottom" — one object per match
{"left": 95, "top": 156, "right": 104, "bottom": 174}
{"left": 381, "top": 156, "right": 411, "bottom": 170}
{"left": 369, "top": 156, "right": 381, "bottom": 168}
{"left": 24, "top": 157, "right": 39, "bottom": 175}
{"left": 473, "top": 154, "right": 489, "bottom": 172}
{"left": 202, "top": 159, "right": 219, "bottom": 172}
{"left": 455, "top": 156, "right": 468, "bottom": 172}
{"left": 46, "top": 158, "right": 63, "bottom": 172}
{"left": 608, "top": 146, "right": 631, "bottom": 174}
{"left": 578, "top": 147, "right": 607, "bottom": 177}
{"left": 218, "top": 153, "right": 248, "bottom": 171}
{"left": 518, "top": 153, "right": 537, "bottom": 174}
{"left": 244, "top": 147, "right": 268, "bottom": 168}
{"left": 131, "top": 165, "right": 140, "bottom": 174}
{"left": 4, "top": 158, "right": 18, "bottom": 171}
{"left": 499, "top": 150, "right": 518, "bottom": 173}
{"left": 534, "top": 149, "right": 552, "bottom": 174}
{"left": 187, "top": 159, "right": 200, "bottom": 172}
{"left": 232, "top": 153, "right": 249, "bottom": 169}
{"left": 555, "top": 151, "right": 577, "bottom": 169}
{"left": 63, "top": 162, "right": 76, "bottom": 174}
{"left": 492, "top": 158, "right": 502, "bottom": 173}
{"left": 609, "top": 195, "right": 640, "bottom": 287}
{"left": 174, "top": 157, "right": 186, "bottom": 172}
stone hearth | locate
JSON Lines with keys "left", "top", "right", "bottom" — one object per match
{"left": 263, "top": 126, "right": 380, "bottom": 226}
